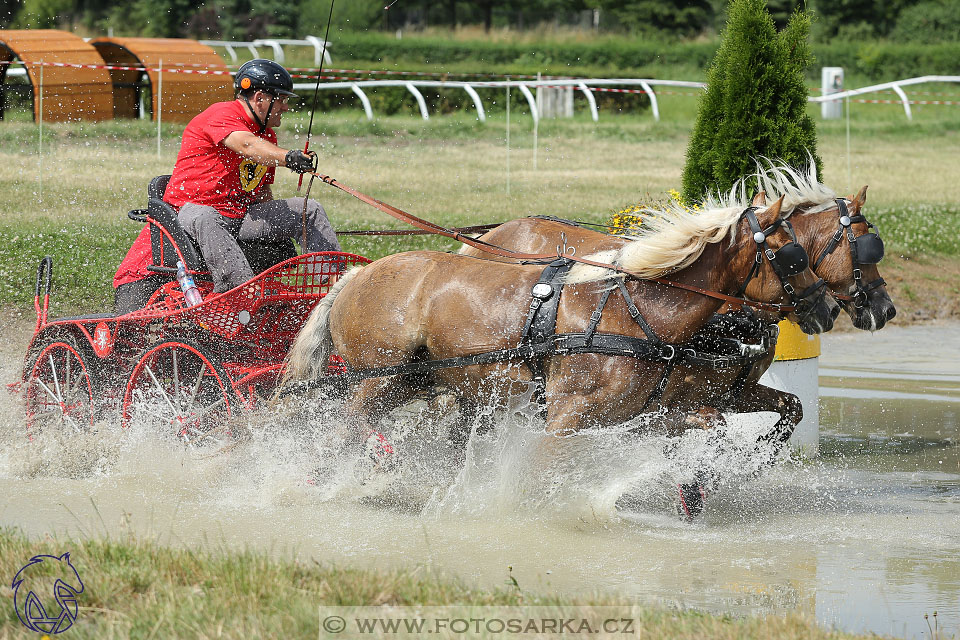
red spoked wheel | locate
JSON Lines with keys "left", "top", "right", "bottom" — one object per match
{"left": 121, "top": 340, "right": 235, "bottom": 446}
{"left": 24, "top": 339, "right": 96, "bottom": 439}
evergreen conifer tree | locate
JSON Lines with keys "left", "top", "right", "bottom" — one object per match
{"left": 681, "top": 0, "right": 821, "bottom": 203}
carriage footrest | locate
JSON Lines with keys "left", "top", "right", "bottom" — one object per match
{"left": 50, "top": 312, "right": 116, "bottom": 323}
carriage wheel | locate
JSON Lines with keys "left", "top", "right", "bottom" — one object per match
{"left": 24, "top": 339, "right": 96, "bottom": 439}
{"left": 121, "top": 340, "right": 235, "bottom": 446}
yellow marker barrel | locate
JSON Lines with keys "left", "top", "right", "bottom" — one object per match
{"left": 757, "top": 320, "right": 821, "bottom": 455}
{"left": 773, "top": 320, "right": 821, "bottom": 361}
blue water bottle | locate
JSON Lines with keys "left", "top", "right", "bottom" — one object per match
{"left": 176, "top": 261, "right": 203, "bottom": 307}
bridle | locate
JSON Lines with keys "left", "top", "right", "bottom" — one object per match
{"left": 734, "top": 206, "right": 828, "bottom": 323}
{"left": 813, "top": 199, "right": 886, "bottom": 308}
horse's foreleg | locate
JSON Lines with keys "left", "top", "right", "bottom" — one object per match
{"left": 675, "top": 386, "right": 800, "bottom": 514}
{"left": 724, "top": 382, "right": 803, "bottom": 452}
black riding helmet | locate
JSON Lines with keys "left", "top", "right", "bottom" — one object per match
{"left": 235, "top": 59, "right": 297, "bottom": 133}
{"left": 234, "top": 59, "right": 297, "bottom": 97}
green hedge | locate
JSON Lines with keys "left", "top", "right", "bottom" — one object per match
{"left": 333, "top": 32, "right": 719, "bottom": 73}
{"left": 325, "top": 32, "right": 960, "bottom": 81}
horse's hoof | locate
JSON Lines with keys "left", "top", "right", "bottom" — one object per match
{"left": 676, "top": 483, "right": 707, "bottom": 521}
{"left": 365, "top": 430, "right": 398, "bottom": 472}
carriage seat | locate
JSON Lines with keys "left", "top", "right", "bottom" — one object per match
{"left": 145, "top": 175, "right": 207, "bottom": 273}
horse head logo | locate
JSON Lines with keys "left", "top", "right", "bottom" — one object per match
{"left": 12, "top": 552, "right": 84, "bottom": 634}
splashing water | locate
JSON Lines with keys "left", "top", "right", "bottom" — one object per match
{"left": 2, "top": 317, "right": 959, "bottom": 639}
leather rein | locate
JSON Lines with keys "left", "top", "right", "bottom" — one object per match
{"left": 310, "top": 172, "right": 805, "bottom": 314}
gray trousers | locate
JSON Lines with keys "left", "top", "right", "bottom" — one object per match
{"left": 178, "top": 197, "right": 340, "bottom": 292}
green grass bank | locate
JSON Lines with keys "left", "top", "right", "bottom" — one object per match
{"left": 0, "top": 528, "right": 880, "bottom": 639}
{"left": 0, "top": 102, "right": 958, "bottom": 320}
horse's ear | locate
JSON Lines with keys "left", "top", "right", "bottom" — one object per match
{"left": 757, "top": 195, "right": 785, "bottom": 227}
{"left": 850, "top": 185, "right": 868, "bottom": 211}
{"left": 751, "top": 191, "right": 767, "bottom": 206}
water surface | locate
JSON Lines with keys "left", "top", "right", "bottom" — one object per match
{"left": 1, "top": 319, "right": 958, "bottom": 639}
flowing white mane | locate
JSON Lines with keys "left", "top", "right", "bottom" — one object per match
{"left": 708, "top": 159, "right": 839, "bottom": 216}
{"left": 566, "top": 159, "right": 839, "bottom": 284}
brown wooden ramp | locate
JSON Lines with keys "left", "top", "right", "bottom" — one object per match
{"left": 0, "top": 29, "right": 113, "bottom": 122}
{"left": 91, "top": 37, "right": 233, "bottom": 123}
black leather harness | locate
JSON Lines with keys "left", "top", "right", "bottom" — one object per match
{"left": 814, "top": 199, "right": 886, "bottom": 308}
{"left": 302, "top": 257, "right": 773, "bottom": 408}
{"left": 283, "top": 209, "right": 799, "bottom": 402}
{"left": 516, "top": 258, "right": 678, "bottom": 409}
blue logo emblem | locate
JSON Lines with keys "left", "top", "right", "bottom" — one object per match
{"left": 12, "top": 552, "right": 84, "bottom": 634}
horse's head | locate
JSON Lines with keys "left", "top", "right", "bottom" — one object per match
{"left": 736, "top": 195, "right": 841, "bottom": 334}
{"left": 792, "top": 186, "right": 896, "bottom": 330}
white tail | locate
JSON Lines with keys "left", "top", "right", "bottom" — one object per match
{"left": 284, "top": 266, "right": 363, "bottom": 383}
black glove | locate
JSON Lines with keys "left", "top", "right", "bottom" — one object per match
{"left": 285, "top": 149, "right": 318, "bottom": 174}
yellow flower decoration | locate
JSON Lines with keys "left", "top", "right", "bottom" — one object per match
{"left": 607, "top": 189, "right": 699, "bottom": 233}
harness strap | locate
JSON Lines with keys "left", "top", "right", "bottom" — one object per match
{"left": 521, "top": 259, "right": 574, "bottom": 389}
{"left": 733, "top": 252, "right": 762, "bottom": 298}
{"left": 280, "top": 324, "right": 767, "bottom": 399}
{"left": 554, "top": 332, "right": 676, "bottom": 410}
{"left": 645, "top": 360, "right": 677, "bottom": 411}
{"left": 616, "top": 278, "right": 660, "bottom": 342}
{"left": 521, "top": 259, "right": 573, "bottom": 342}
{"left": 290, "top": 331, "right": 681, "bottom": 392}
{"left": 681, "top": 347, "right": 760, "bottom": 370}
{"left": 553, "top": 332, "right": 675, "bottom": 360}
{"left": 584, "top": 287, "right": 614, "bottom": 344}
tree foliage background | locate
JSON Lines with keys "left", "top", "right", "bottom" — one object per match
{"left": 681, "top": 0, "right": 821, "bottom": 202}
{"left": 0, "top": 0, "right": 951, "bottom": 41}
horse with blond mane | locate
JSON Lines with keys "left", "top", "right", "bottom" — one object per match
{"left": 284, "top": 191, "right": 839, "bottom": 466}
{"left": 459, "top": 163, "right": 895, "bottom": 438}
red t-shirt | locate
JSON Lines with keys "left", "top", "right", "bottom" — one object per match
{"left": 114, "top": 100, "right": 276, "bottom": 288}
{"left": 164, "top": 100, "right": 276, "bottom": 219}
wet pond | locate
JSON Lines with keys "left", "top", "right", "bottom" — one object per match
{"left": 1, "top": 319, "right": 958, "bottom": 638}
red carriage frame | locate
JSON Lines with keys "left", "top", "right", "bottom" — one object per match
{"left": 17, "top": 179, "right": 370, "bottom": 442}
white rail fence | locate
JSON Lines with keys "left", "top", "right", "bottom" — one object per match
{"left": 807, "top": 75, "right": 960, "bottom": 120}
{"left": 3, "top": 63, "right": 958, "bottom": 123}
{"left": 292, "top": 76, "right": 960, "bottom": 123}
{"left": 291, "top": 78, "right": 707, "bottom": 124}
{"left": 198, "top": 37, "right": 331, "bottom": 66}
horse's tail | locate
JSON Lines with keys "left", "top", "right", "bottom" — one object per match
{"left": 284, "top": 266, "right": 363, "bottom": 383}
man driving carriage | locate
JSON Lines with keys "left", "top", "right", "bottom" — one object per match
{"left": 113, "top": 59, "right": 341, "bottom": 313}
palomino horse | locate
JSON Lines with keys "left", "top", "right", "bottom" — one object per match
{"left": 285, "top": 196, "right": 840, "bottom": 461}
{"left": 457, "top": 164, "right": 895, "bottom": 447}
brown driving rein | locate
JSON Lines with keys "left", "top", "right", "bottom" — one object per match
{"left": 311, "top": 172, "right": 806, "bottom": 314}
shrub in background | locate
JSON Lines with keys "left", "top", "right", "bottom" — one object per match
{"left": 681, "top": 0, "right": 821, "bottom": 203}
{"left": 891, "top": 0, "right": 960, "bottom": 44}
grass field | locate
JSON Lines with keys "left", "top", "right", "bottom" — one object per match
{"left": 1, "top": 96, "right": 958, "bottom": 317}
{"left": 1, "top": 94, "right": 956, "bottom": 639}
{"left": 0, "top": 528, "right": 879, "bottom": 639}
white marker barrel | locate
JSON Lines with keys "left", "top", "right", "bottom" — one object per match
{"left": 758, "top": 321, "right": 821, "bottom": 456}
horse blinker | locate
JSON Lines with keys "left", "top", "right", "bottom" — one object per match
{"left": 773, "top": 242, "right": 809, "bottom": 276}
{"left": 853, "top": 232, "right": 884, "bottom": 265}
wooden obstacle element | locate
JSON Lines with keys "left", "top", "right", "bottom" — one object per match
{"left": 0, "top": 29, "right": 113, "bottom": 122}
{"left": 90, "top": 37, "right": 233, "bottom": 123}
